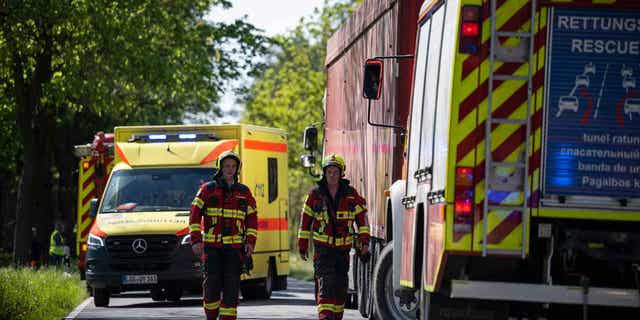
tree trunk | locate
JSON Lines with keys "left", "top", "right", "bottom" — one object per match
{"left": 33, "top": 107, "right": 56, "bottom": 260}
{"left": 14, "top": 110, "right": 56, "bottom": 266}
{"left": 0, "top": 170, "right": 15, "bottom": 251}
{"left": 11, "top": 29, "right": 54, "bottom": 265}
{"left": 13, "top": 134, "right": 36, "bottom": 265}
{"left": 54, "top": 115, "right": 77, "bottom": 255}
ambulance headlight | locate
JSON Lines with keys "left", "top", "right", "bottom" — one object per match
{"left": 181, "top": 234, "right": 191, "bottom": 245}
{"left": 88, "top": 234, "right": 105, "bottom": 247}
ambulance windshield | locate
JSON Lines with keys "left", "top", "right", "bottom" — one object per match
{"left": 100, "top": 168, "right": 215, "bottom": 213}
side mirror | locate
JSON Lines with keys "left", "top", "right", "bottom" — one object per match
{"left": 300, "top": 154, "right": 316, "bottom": 168}
{"left": 303, "top": 125, "right": 318, "bottom": 151}
{"left": 88, "top": 198, "right": 99, "bottom": 219}
{"left": 363, "top": 58, "right": 383, "bottom": 100}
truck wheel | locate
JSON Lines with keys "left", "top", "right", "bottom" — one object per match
{"left": 150, "top": 287, "right": 166, "bottom": 301}
{"left": 243, "top": 261, "right": 274, "bottom": 300}
{"left": 357, "top": 246, "right": 373, "bottom": 317}
{"left": 372, "top": 242, "right": 418, "bottom": 320}
{"left": 345, "top": 291, "right": 358, "bottom": 309}
{"left": 93, "top": 288, "right": 110, "bottom": 307}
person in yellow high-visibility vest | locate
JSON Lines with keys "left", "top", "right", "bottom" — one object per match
{"left": 49, "top": 221, "right": 65, "bottom": 266}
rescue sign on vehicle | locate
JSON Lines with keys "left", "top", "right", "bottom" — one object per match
{"left": 544, "top": 8, "right": 640, "bottom": 199}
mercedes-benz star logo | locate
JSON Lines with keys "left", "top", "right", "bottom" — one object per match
{"left": 132, "top": 238, "right": 147, "bottom": 254}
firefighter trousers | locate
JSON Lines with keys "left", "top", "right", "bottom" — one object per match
{"left": 203, "top": 247, "right": 242, "bottom": 320}
{"left": 313, "top": 245, "right": 350, "bottom": 320}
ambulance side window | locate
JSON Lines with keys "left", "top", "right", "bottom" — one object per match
{"left": 268, "top": 158, "right": 278, "bottom": 203}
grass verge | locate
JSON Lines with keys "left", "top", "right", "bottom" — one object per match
{"left": 0, "top": 267, "right": 88, "bottom": 320}
{"left": 288, "top": 253, "right": 314, "bottom": 281}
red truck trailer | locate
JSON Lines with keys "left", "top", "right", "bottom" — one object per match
{"left": 303, "top": 0, "right": 424, "bottom": 318}
{"left": 303, "top": 0, "right": 640, "bottom": 319}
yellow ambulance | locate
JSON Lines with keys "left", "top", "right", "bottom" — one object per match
{"left": 84, "top": 124, "right": 290, "bottom": 307}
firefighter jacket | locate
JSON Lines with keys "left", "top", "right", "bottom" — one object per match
{"left": 298, "top": 179, "right": 370, "bottom": 250}
{"left": 189, "top": 178, "right": 258, "bottom": 249}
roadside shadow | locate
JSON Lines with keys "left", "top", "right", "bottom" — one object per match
{"left": 240, "top": 298, "right": 316, "bottom": 307}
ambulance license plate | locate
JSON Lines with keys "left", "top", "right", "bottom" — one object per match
{"left": 122, "top": 274, "right": 157, "bottom": 285}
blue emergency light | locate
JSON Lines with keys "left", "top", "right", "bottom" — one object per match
{"left": 129, "top": 132, "right": 218, "bottom": 143}
{"left": 148, "top": 134, "right": 167, "bottom": 140}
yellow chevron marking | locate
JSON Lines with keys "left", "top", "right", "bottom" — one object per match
{"left": 459, "top": 66, "right": 544, "bottom": 166}
{"left": 457, "top": 38, "right": 547, "bottom": 163}
{"left": 455, "top": 110, "right": 480, "bottom": 145}
{"left": 80, "top": 165, "right": 95, "bottom": 181}
{"left": 80, "top": 183, "right": 95, "bottom": 203}
{"left": 473, "top": 86, "right": 544, "bottom": 203}
{"left": 480, "top": 0, "right": 531, "bottom": 45}
{"left": 491, "top": 224, "right": 524, "bottom": 249}
{"left": 461, "top": 2, "right": 538, "bottom": 101}
{"left": 472, "top": 59, "right": 546, "bottom": 152}
{"left": 456, "top": 10, "right": 548, "bottom": 168}
{"left": 480, "top": 48, "right": 545, "bottom": 117}
{"left": 80, "top": 201, "right": 91, "bottom": 215}
{"left": 79, "top": 222, "right": 92, "bottom": 241}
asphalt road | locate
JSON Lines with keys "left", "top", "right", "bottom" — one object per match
{"left": 67, "top": 277, "right": 366, "bottom": 320}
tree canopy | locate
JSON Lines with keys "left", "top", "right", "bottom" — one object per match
{"left": 0, "top": 0, "right": 268, "bottom": 263}
{"left": 240, "top": 0, "right": 360, "bottom": 245}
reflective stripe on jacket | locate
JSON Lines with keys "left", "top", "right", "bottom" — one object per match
{"left": 298, "top": 180, "right": 370, "bottom": 250}
{"left": 189, "top": 178, "right": 258, "bottom": 249}
{"left": 49, "top": 230, "right": 64, "bottom": 256}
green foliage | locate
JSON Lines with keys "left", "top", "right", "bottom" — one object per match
{"left": 0, "top": 249, "right": 12, "bottom": 267}
{"left": 0, "top": 0, "right": 271, "bottom": 260}
{"left": 0, "top": 0, "right": 269, "bottom": 170}
{"left": 240, "top": 0, "right": 358, "bottom": 246}
{"left": 0, "top": 267, "right": 87, "bottom": 320}
{"left": 0, "top": 105, "right": 19, "bottom": 174}
{"left": 288, "top": 254, "right": 314, "bottom": 281}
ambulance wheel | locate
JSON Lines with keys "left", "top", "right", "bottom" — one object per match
{"left": 243, "top": 261, "right": 274, "bottom": 300}
{"left": 150, "top": 287, "right": 166, "bottom": 301}
{"left": 93, "top": 288, "right": 110, "bottom": 307}
{"left": 257, "top": 261, "right": 275, "bottom": 299}
{"left": 274, "top": 275, "right": 287, "bottom": 290}
{"left": 372, "top": 242, "right": 418, "bottom": 320}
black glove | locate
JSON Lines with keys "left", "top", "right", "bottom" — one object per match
{"left": 299, "top": 248, "right": 308, "bottom": 261}
{"left": 241, "top": 253, "right": 253, "bottom": 275}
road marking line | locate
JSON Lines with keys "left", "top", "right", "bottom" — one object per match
{"left": 64, "top": 297, "right": 92, "bottom": 319}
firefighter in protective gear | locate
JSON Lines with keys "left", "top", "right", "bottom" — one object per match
{"left": 298, "top": 154, "right": 370, "bottom": 320}
{"left": 49, "top": 221, "right": 65, "bottom": 266}
{"left": 190, "top": 151, "right": 258, "bottom": 320}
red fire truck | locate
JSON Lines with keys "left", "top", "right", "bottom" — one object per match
{"left": 303, "top": 0, "right": 640, "bottom": 319}
{"left": 74, "top": 132, "right": 115, "bottom": 279}
{"left": 302, "top": 0, "right": 423, "bottom": 318}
